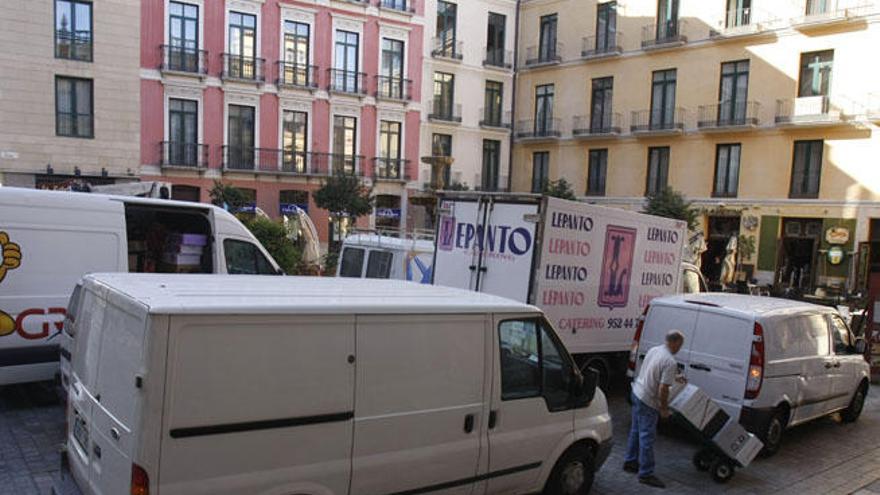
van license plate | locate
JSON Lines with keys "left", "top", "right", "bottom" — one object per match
{"left": 73, "top": 416, "right": 89, "bottom": 451}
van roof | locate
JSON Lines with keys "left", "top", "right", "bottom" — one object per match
{"left": 651, "top": 293, "right": 834, "bottom": 318}
{"left": 0, "top": 186, "right": 221, "bottom": 213}
{"left": 343, "top": 233, "right": 435, "bottom": 251}
{"left": 83, "top": 273, "right": 538, "bottom": 315}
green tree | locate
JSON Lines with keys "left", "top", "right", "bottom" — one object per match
{"left": 314, "top": 173, "right": 374, "bottom": 251}
{"left": 209, "top": 180, "right": 249, "bottom": 211}
{"left": 240, "top": 216, "right": 303, "bottom": 274}
{"left": 544, "top": 178, "right": 577, "bottom": 200}
{"left": 643, "top": 187, "right": 699, "bottom": 231}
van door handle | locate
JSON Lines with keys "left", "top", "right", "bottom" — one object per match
{"left": 488, "top": 410, "right": 498, "bottom": 429}
{"left": 690, "top": 363, "right": 711, "bottom": 372}
{"left": 110, "top": 428, "right": 120, "bottom": 441}
{"left": 92, "top": 444, "right": 101, "bottom": 459}
{"left": 463, "top": 414, "right": 475, "bottom": 434}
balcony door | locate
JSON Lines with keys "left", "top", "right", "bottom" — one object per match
{"left": 484, "top": 81, "right": 503, "bottom": 126}
{"left": 381, "top": 38, "right": 405, "bottom": 99}
{"left": 539, "top": 14, "right": 558, "bottom": 61}
{"left": 379, "top": 121, "right": 402, "bottom": 179}
{"left": 169, "top": 2, "right": 199, "bottom": 71}
{"left": 437, "top": 1, "right": 457, "bottom": 55}
{"left": 282, "top": 110, "right": 308, "bottom": 173}
{"left": 596, "top": 2, "right": 617, "bottom": 52}
{"left": 535, "top": 84, "right": 555, "bottom": 135}
{"left": 481, "top": 140, "right": 501, "bottom": 191}
{"left": 433, "top": 72, "right": 455, "bottom": 118}
{"left": 590, "top": 77, "right": 613, "bottom": 132}
{"left": 228, "top": 12, "right": 256, "bottom": 78}
{"left": 486, "top": 12, "right": 506, "bottom": 65}
{"left": 333, "top": 116, "right": 357, "bottom": 175}
{"left": 168, "top": 99, "right": 198, "bottom": 166}
{"left": 726, "top": 0, "right": 751, "bottom": 27}
{"left": 656, "top": 0, "right": 679, "bottom": 40}
{"left": 228, "top": 105, "right": 255, "bottom": 169}
{"left": 334, "top": 31, "right": 360, "bottom": 92}
{"left": 650, "top": 69, "right": 676, "bottom": 128}
{"left": 283, "top": 21, "right": 310, "bottom": 86}
{"left": 719, "top": 60, "right": 749, "bottom": 124}
{"left": 799, "top": 50, "right": 833, "bottom": 98}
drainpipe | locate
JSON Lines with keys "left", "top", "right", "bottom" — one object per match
{"left": 506, "top": 0, "right": 522, "bottom": 193}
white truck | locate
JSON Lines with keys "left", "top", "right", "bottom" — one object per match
{"left": 432, "top": 192, "right": 691, "bottom": 386}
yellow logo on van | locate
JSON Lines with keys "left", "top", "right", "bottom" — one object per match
{"left": 0, "top": 231, "right": 21, "bottom": 283}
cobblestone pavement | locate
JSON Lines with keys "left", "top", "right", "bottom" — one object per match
{"left": 2, "top": 381, "right": 880, "bottom": 494}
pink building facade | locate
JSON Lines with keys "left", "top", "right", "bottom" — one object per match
{"left": 139, "top": 0, "right": 423, "bottom": 243}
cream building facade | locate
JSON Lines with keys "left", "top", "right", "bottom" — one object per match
{"left": 0, "top": 0, "right": 141, "bottom": 189}
{"left": 419, "top": 0, "right": 517, "bottom": 192}
{"left": 513, "top": 0, "right": 880, "bottom": 293}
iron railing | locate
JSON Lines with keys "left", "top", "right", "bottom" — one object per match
{"left": 524, "top": 42, "right": 564, "bottom": 66}
{"left": 480, "top": 108, "right": 512, "bottom": 129}
{"left": 483, "top": 47, "right": 513, "bottom": 68}
{"left": 222, "top": 146, "right": 282, "bottom": 172}
{"left": 373, "top": 157, "right": 410, "bottom": 181}
{"left": 432, "top": 37, "right": 463, "bottom": 60}
{"left": 515, "top": 119, "right": 562, "bottom": 139}
{"left": 222, "top": 53, "right": 265, "bottom": 82}
{"left": 375, "top": 76, "right": 413, "bottom": 100}
{"left": 55, "top": 30, "right": 92, "bottom": 61}
{"left": 327, "top": 69, "right": 368, "bottom": 95}
{"left": 630, "top": 108, "right": 686, "bottom": 133}
{"left": 160, "top": 142, "right": 209, "bottom": 169}
{"left": 641, "top": 19, "right": 688, "bottom": 48}
{"left": 161, "top": 45, "right": 208, "bottom": 74}
{"left": 377, "top": 0, "right": 415, "bottom": 14}
{"left": 775, "top": 96, "right": 845, "bottom": 124}
{"left": 428, "top": 99, "right": 462, "bottom": 123}
{"left": 582, "top": 33, "right": 623, "bottom": 58}
{"left": 572, "top": 113, "right": 622, "bottom": 136}
{"left": 310, "top": 152, "right": 365, "bottom": 176}
{"left": 698, "top": 101, "right": 761, "bottom": 128}
{"left": 276, "top": 62, "right": 318, "bottom": 89}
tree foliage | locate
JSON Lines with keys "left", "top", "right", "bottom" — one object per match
{"left": 209, "top": 180, "right": 249, "bottom": 211}
{"left": 543, "top": 178, "right": 577, "bottom": 200}
{"left": 240, "top": 216, "right": 304, "bottom": 275}
{"left": 643, "top": 187, "right": 699, "bottom": 231}
{"left": 313, "top": 173, "right": 374, "bottom": 220}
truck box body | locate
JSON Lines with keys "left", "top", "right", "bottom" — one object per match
{"left": 432, "top": 193, "right": 687, "bottom": 358}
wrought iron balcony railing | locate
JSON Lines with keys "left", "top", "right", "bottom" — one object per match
{"left": 479, "top": 109, "right": 512, "bottom": 129}
{"left": 310, "top": 152, "right": 365, "bottom": 176}
{"left": 222, "top": 146, "right": 283, "bottom": 172}
{"left": 375, "top": 76, "right": 413, "bottom": 101}
{"left": 327, "top": 69, "right": 368, "bottom": 95}
{"left": 161, "top": 45, "right": 208, "bottom": 74}
{"left": 373, "top": 157, "right": 410, "bottom": 181}
{"left": 160, "top": 142, "right": 209, "bottom": 169}
{"left": 641, "top": 19, "right": 688, "bottom": 49}
{"left": 431, "top": 37, "right": 463, "bottom": 60}
{"left": 630, "top": 108, "right": 686, "bottom": 134}
{"left": 222, "top": 53, "right": 265, "bottom": 82}
{"left": 428, "top": 99, "right": 462, "bottom": 123}
{"left": 515, "top": 119, "right": 562, "bottom": 139}
{"left": 775, "top": 96, "right": 847, "bottom": 125}
{"left": 524, "top": 43, "right": 564, "bottom": 66}
{"left": 572, "top": 113, "right": 622, "bottom": 137}
{"left": 377, "top": 0, "right": 415, "bottom": 14}
{"left": 483, "top": 47, "right": 513, "bottom": 69}
{"left": 276, "top": 62, "right": 318, "bottom": 89}
{"left": 698, "top": 101, "right": 761, "bottom": 129}
{"left": 582, "top": 33, "right": 623, "bottom": 59}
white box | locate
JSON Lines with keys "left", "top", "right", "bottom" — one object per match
{"left": 670, "top": 384, "right": 722, "bottom": 431}
{"left": 712, "top": 419, "right": 764, "bottom": 467}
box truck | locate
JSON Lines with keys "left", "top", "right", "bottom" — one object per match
{"left": 432, "top": 192, "right": 691, "bottom": 385}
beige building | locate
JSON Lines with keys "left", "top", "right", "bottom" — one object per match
{"left": 419, "top": 0, "right": 517, "bottom": 192}
{"left": 513, "top": 0, "right": 880, "bottom": 294}
{"left": 0, "top": 0, "right": 140, "bottom": 189}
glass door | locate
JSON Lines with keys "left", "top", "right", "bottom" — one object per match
{"left": 282, "top": 111, "right": 308, "bottom": 173}
{"left": 283, "top": 21, "right": 310, "bottom": 86}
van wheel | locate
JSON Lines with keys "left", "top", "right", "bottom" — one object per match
{"left": 841, "top": 383, "right": 868, "bottom": 423}
{"left": 760, "top": 409, "right": 787, "bottom": 457}
{"left": 543, "top": 445, "right": 595, "bottom": 495}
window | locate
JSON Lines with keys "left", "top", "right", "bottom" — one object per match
{"left": 333, "top": 115, "right": 358, "bottom": 174}
{"left": 378, "top": 121, "right": 402, "bottom": 179}
{"left": 280, "top": 190, "right": 309, "bottom": 214}
{"left": 657, "top": 0, "right": 680, "bottom": 40}
{"left": 55, "top": 77, "right": 93, "bottom": 138}
{"left": 481, "top": 140, "right": 501, "bottom": 191}
{"left": 171, "top": 185, "right": 200, "bottom": 202}
{"left": 282, "top": 21, "right": 310, "bottom": 86}
{"left": 830, "top": 315, "right": 852, "bottom": 355}
{"left": 799, "top": 50, "right": 834, "bottom": 98}
{"left": 379, "top": 38, "right": 405, "bottom": 99}
{"left": 591, "top": 77, "right": 614, "bottom": 132}
{"left": 227, "top": 12, "right": 257, "bottom": 79}
{"left": 168, "top": 98, "right": 198, "bottom": 166}
{"left": 223, "top": 239, "right": 277, "bottom": 275}
{"left": 498, "top": 319, "right": 574, "bottom": 411}
{"left": 227, "top": 105, "right": 255, "bottom": 169}
{"left": 806, "top": 0, "right": 833, "bottom": 15}
{"left": 713, "top": 144, "right": 741, "bottom": 197}
{"left": 55, "top": 0, "right": 92, "bottom": 61}
{"left": 366, "top": 251, "right": 394, "bottom": 279}
{"left": 719, "top": 60, "right": 749, "bottom": 125}
{"left": 339, "top": 247, "right": 365, "bottom": 277}
{"left": 535, "top": 84, "right": 555, "bottom": 135}
{"left": 168, "top": 2, "right": 199, "bottom": 72}
{"left": 483, "top": 81, "right": 503, "bottom": 126}
{"left": 282, "top": 110, "right": 308, "bottom": 173}
{"left": 650, "top": 69, "right": 677, "bottom": 129}
{"left": 532, "top": 151, "right": 549, "bottom": 193}
{"left": 800, "top": 314, "right": 830, "bottom": 356}
{"left": 486, "top": 12, "right": 506, "bottom": 66}
{"left": 334, "top": 31, "right": 361, "bottom": 92}
{"left": 437, "top": 1, "right": 458, "bottom": 56}
{"left": 646, "top": 147, "right": 669, "bottom": 195}
{"left": 726, "top": 0, "right": 751, "bottom": 27}
{"left": 433, "top": 72, "right": 455, "bottom": 119}
{"left": 790, "top": 140, "right": 823, "bottom": 198}
{"left": 433, "top": 133, "right": 453, "bottom": 186}
{"left": 539, "top": 14, "right": 558, "bottom": 61}
{"left": 596, "top": 1, "right": 617, "bottom": 52}
{"left": 587, "top": 149, "right": 608, "bottom": 196}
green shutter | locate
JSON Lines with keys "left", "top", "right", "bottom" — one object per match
{"left": 757, "top": 216, "right": 780, "bottom": 272}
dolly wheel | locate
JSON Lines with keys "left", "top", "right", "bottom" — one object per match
{"left": 692, "top": 449, "right": 713, "bottom": 472}
{"left": 710, "top": 458, "right": 735, "bottom": 484}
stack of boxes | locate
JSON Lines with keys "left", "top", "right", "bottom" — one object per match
{"left": 162, "top": 233, "right": 207, "bottom": 273}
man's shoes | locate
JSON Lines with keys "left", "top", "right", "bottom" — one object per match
{"left": 638, "top": 475, "right": 667, "bottom": 488}
{"left": 623, "top": 461, "right": 639, "bottom": 473}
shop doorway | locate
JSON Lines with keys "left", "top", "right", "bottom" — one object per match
{"left": 701, "top": 215, "right": 741, "bottom": 289}
{"left": 775, "top": 218, "right": 822, "bottom": 292}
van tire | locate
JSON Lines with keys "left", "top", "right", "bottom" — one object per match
{"left": 841, "top": 382, "right": 868, "bottom": 423}
{"left": 543, "top": 444, "right": 595, "bottom": 495}
{"left": 759, "top": 409, "right": 787, "bottom": 457}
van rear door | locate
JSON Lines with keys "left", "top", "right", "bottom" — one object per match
{"left": 637, "top": 302, "right": 699, "bottom": 375}
{"left": 686, "top": 309, "right": 752, "bottom": 418}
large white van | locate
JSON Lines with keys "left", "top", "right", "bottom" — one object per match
{"left": 630, "top": 294, "right": 869, "bottom": 454}
{"left": 337, "top": 230, "right": 435, "bottom": 284}
{"left": 64, "top": 274, "right": 612, "bottom": 495}
{"left": 0, "top": 187, "right": 281, "bottom": 386}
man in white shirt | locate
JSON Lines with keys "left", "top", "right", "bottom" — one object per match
{"left": 623, "top": 330, "right": 685, "bottom": 488}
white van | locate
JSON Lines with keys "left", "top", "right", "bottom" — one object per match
{"left": 0, "top": 187, "right": 281, "bottom": 386}
{"left": 337, "top": 230, "right": 434, "bottom": 284}
{"left": 64, "top": 274, "right": 612, "bottom": 495}
{"left": 630, "top": 293, "right": 869, "bottom": 454}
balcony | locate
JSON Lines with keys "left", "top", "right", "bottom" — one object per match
{"left": 581, "top": 33, "right": 623, "bottom": 60}
{"left": 375, "top": 76, "right": 413, "bottom": 101}
{"left": 55, "top": 30, "right": 92, "bottom": 61}
{"left": 630, "top": 108, "right": 686, "bottom": 136}
{"left": 310, "top": 152, "right": 365, "bottom": 176}
{"left": 376, "top": 0, "right": 415, "bottom": 14}
{"left": 792, "top": 0, "right": 875, "bottom": 30}
{"left": 327, "top": 69, "right": 368, "bottom": 96}
{"left": 572, "top": 113, "right": 622, "bottom": 139}
{"left": 159, "top": 142, "right": 209, "bottom": 169}
{"left": 710, "top": 8, "right": 780, "bottom": 39}
{"left": 428, "top": 99, "right": 462, "bottom": 124}
{"left": 222, "top": 146, "right": 285, "bottom": 173}
{"left": 222, "top": 54, "right": 265, "bottom": 83}
{"left": 515, "top": 119, "right": 562, "bottom": 142}
{"left": 775, "top": 96, "right": 848, "bottom": 127}
{"left": 373, "top": 157, "right": 410, "bottom": 181}
{"left": 524, "top": 43, "right": 564, "bottom": 67}
{"left": 276, "top": 62, "right": 318, "bottom": 90}
{"left": 697, "top": 101, "right": 761, "bottom": 131}
{"left": 479, "top": 109, "right": 512, "bottom": 129}
{"left": 161, "top": 45, "right": 208, "bottom": 76}
{"left": 431, "top": 37, "right": 463, "bottom": 61}
{"left": 641, "top": 19, "right": 688, "bottom": 50}
{"left": 483, "top": 48, "right": 513, "bottom": 69}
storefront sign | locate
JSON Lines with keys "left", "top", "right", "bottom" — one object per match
{"left": 280, "top": 203, "right": 308, "bottom": 215}
{"left": 376, "top": 207, "right": 401, "bottom": 219}
{"left": 826, "top": 227, "right": 850, "bottom": 245}
{"left": 827, "top": 246, "right": 845, "bottom": 265}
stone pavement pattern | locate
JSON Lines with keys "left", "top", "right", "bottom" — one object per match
{"left": 2, "top": 382, "right": 880, "bottom": 494}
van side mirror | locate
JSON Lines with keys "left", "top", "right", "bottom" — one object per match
{"left": 854, "top": 338, "right": 867, "bottom": 355}
{"left": 572, "top": 368, "right": 598, "bottom": 407}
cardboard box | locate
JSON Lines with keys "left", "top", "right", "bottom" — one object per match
{"left": 670, "top": 384, "right": 729, "bottom": 436}
{"left": 712, "top": 419, "right": 764, "bottom": 467}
